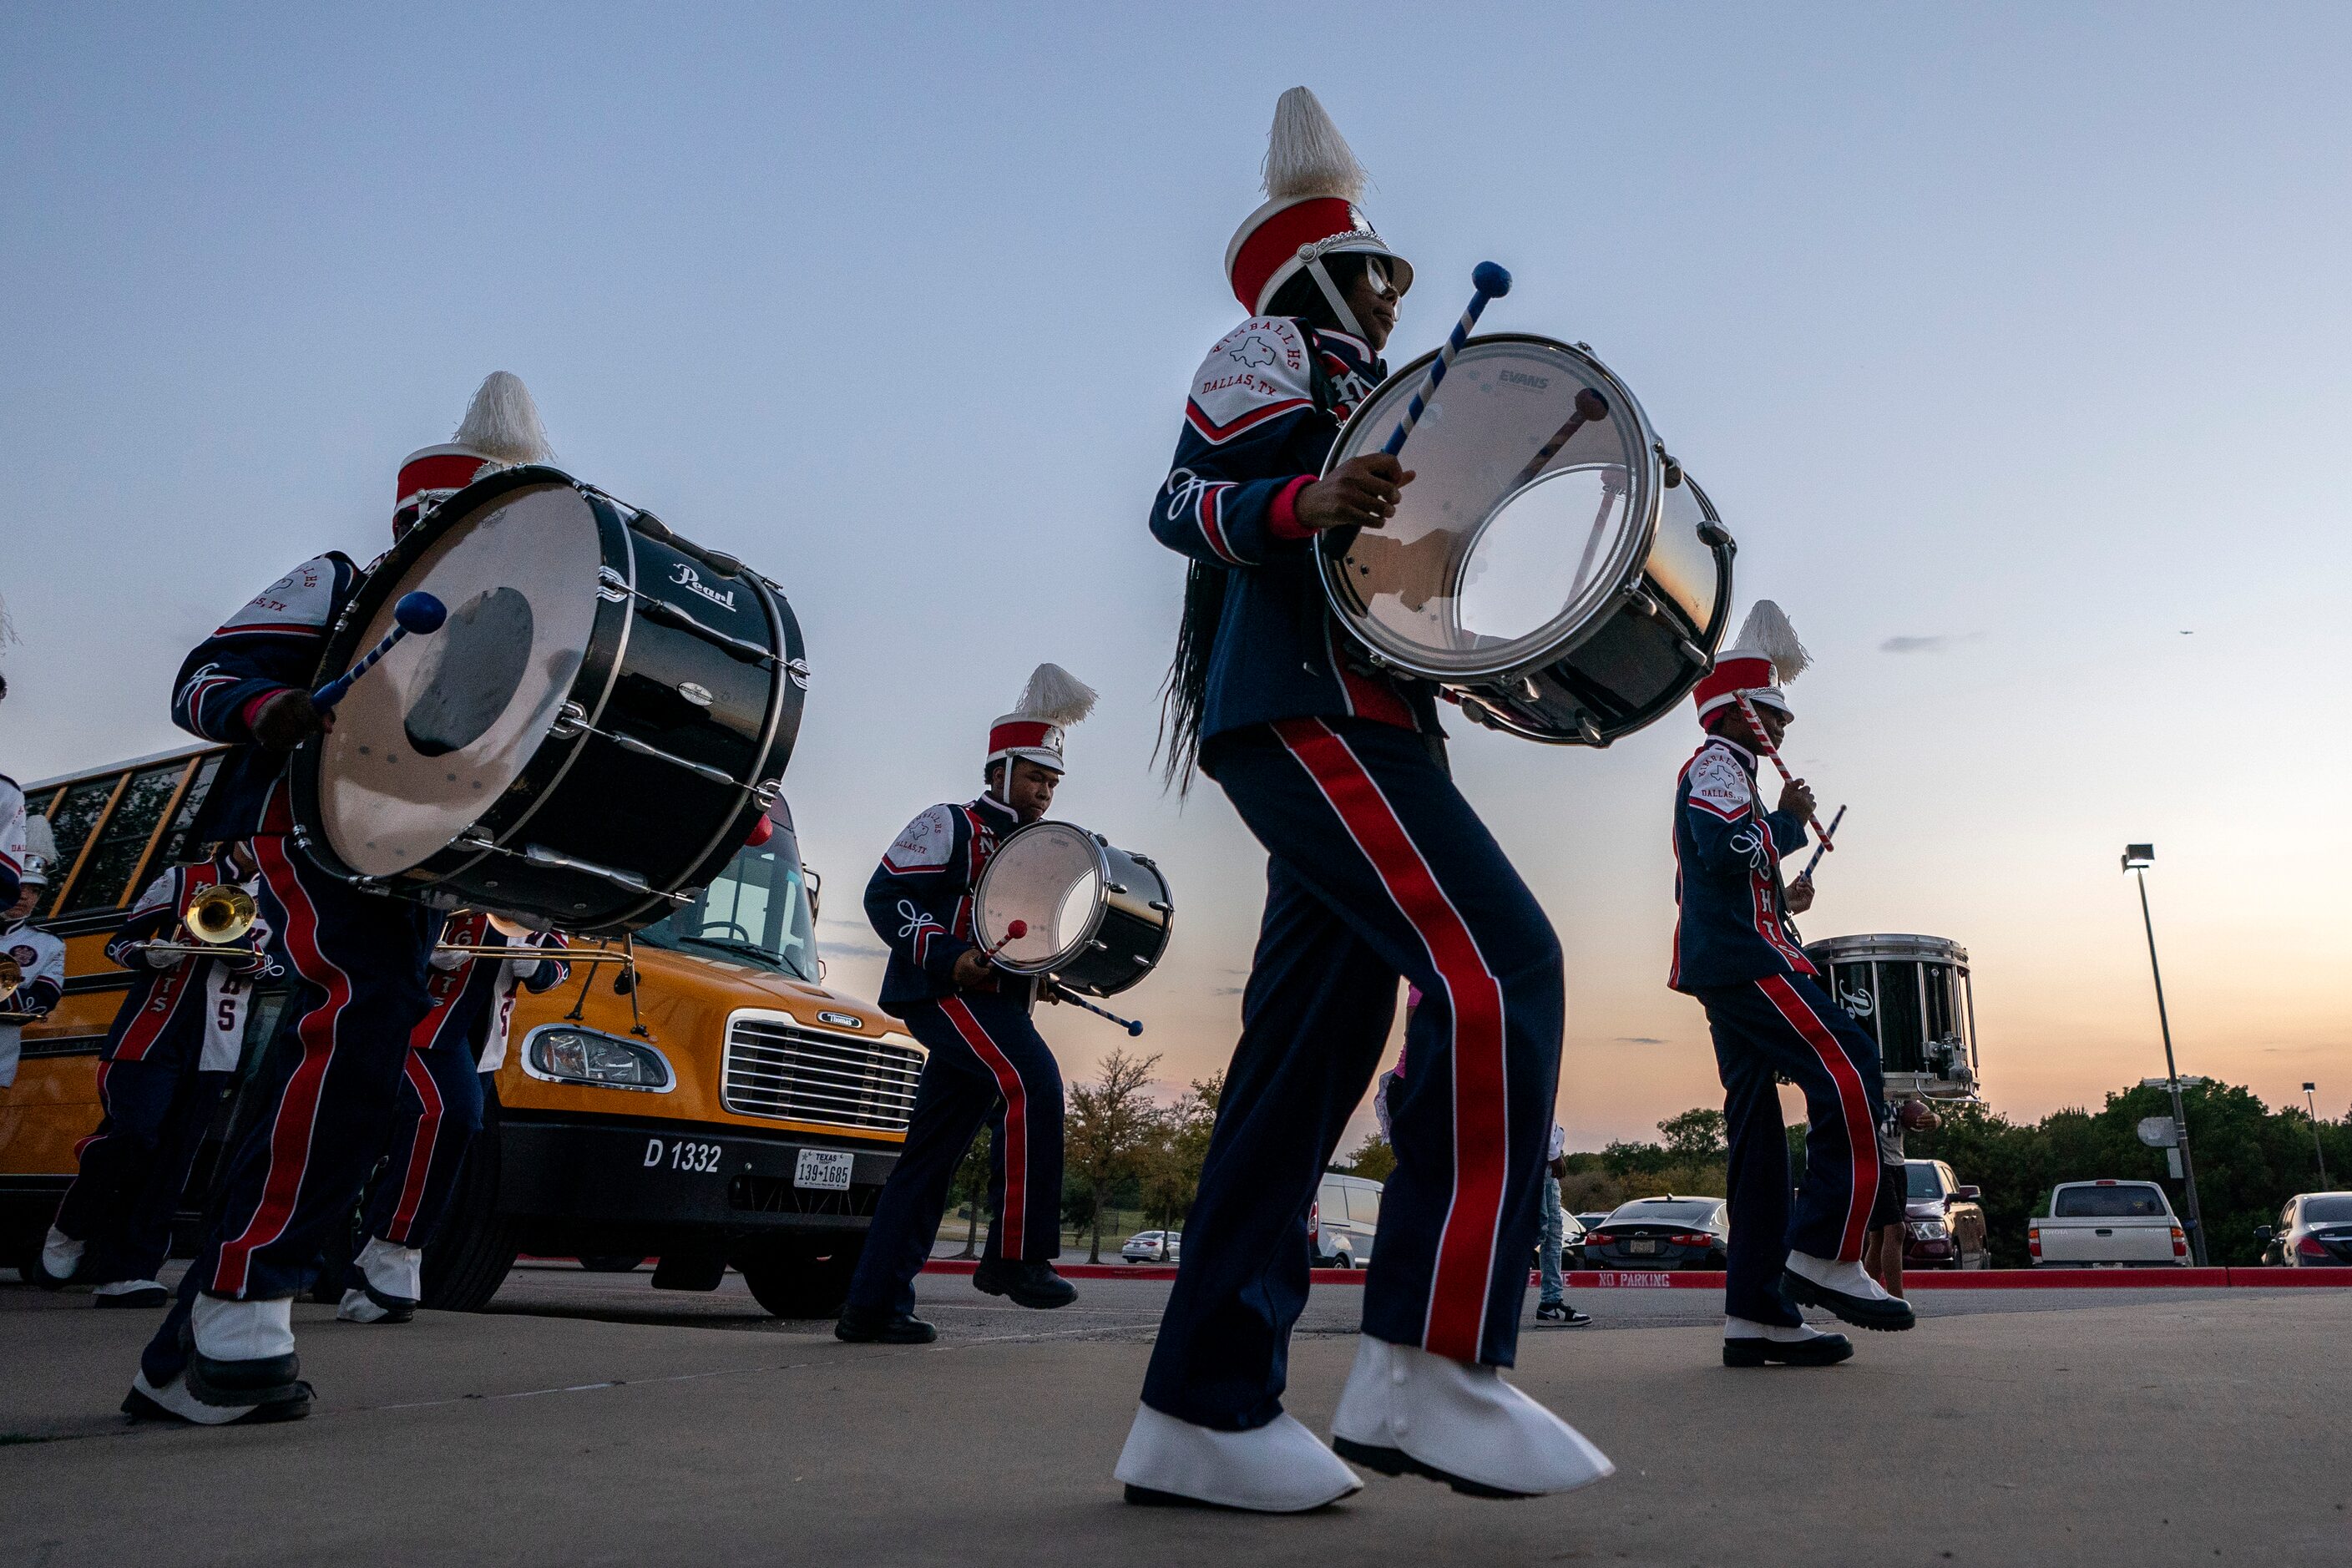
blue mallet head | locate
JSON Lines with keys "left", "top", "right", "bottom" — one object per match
{"left": 1472, "top": 260, "right": 1513, "bottom": 298}
{"left": 394, "top": 591, "right": 448, "bottom": 635}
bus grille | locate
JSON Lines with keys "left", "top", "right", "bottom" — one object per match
{"left": 721, "top": 1016, "right": 923, "bottom": 1132}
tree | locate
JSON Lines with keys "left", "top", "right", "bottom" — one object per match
{"left": 1065, "top": 1049, "right": 1163, "bottom": 1262}
{"left": 1140, "top": 1074, "right": 1222, "bottom": 1232}
{"left": 1346, "top": 1129, "right": 1396, "bottom": 1184}
{"left": 948, "top": 1125, "right": 993, "bottom": 1259}
{"left": 1659, "top": 1107, "right": 1727, "bottom": 1166}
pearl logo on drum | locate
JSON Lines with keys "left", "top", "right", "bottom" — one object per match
{"left": 670, "top": 561, "right": 737, "bottom": 613}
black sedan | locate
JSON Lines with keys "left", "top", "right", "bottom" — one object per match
{"left": 2258, "top": 1191, "right": 2352, "bottom": 1267}
{"left": 1582, "top": 1196, "right": 1729, "bottom": 1270}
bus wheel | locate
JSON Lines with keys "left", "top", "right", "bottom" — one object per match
{"left": 736, "top": 1234, "right": 867, "bottom": 1319}
{"left": 421, "top": 1101, "right": 521, "bottom": 1313}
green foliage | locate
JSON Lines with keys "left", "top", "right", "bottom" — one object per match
{"left": 1347, "top": 1130, "right": 1396, "bottom": 1183}
{"left": 1658, "top": 1107, "right": 1727, "bottom": 1166}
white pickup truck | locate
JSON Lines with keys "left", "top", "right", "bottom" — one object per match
{"left": 2029, "top": 1180, "right": 2189, "bottom": 1267}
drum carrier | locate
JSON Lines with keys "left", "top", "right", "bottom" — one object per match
{"left": 1318, "top": 334, "right": 1737, "bottom": 745}
{"left": 291, "top": 465, "right": 808, "bottom": 935}
{"left": 1803, "top": 933, "right": 1981, "bottom": 1101}
{"left": 971, "top": 822, "right": 1172, "bottom": 999}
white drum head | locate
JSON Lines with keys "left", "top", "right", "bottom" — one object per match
{"left": 1326, "top": 337, "right": 1660, "bottom": 679}
{"left": 974, "top": 822, "right": 1105, "bottom": 974}
{"left": 316, "top": 483, "right": 603, "bottom": 877}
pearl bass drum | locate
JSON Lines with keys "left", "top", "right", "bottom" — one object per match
{"left": 971, "top": 822, "right": 1171, "bottom": 998}
{"left": 291, "top": 464, "right": 808, "bottom": 933}
{"left": 1318, "top": 335, "right": 1737, "bottom": 744}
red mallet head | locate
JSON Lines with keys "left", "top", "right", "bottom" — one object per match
{"left": 1006, "top": 920, "right": 1027, "bottom": 939}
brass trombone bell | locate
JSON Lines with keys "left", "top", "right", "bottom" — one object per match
{"left": 185, "top": 884, "right": 258, "bottom": 944}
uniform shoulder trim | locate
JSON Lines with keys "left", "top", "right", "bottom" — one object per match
{"left": 1683, "top": 746, "right": 1753, "bottom": 822}
{"left": 880, "top": 804, "right": 959, "bottom": 873}
{"left": 129, "top": 868, "right": 180, "bottom": 916}
{"left": 1186, "top": 317, "right": 1317, "bottom": 445}
{"left": 215, "top": 553, "right": 347, "bottom": 637}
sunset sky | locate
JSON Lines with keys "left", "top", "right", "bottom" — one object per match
{"left": 4, "top": 4, "right": 2345, "bottom": 1150}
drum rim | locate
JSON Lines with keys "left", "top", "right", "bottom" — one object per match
{"left": 1803, "top": 933, "right": 1972, "bottom": 967}
{"left": 1316, "top": 332, "right": 1665, "bottom": 683}
{"left": 974, "top": 819, "right": 1114, "bottom": 976}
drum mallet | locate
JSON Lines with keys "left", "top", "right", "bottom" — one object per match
{"left": 1508, "top": 387, "right": 1612, "bottom": 490}
{"left": 979, "top": 920, "right": 1028, "bottom": 962}
{"left": 312, "top": 592, "right": 448, "bottom": 711}
{"left": 1381, "top": 261, "right": 1513, "bottom": 457}
{"left": 1048, "top": 981, "right": 1143, "bottom": 1037}
{"left": 1734, "top": 691, "right": 1838, "bottom": 852}
{"left": 1798, "top": 805, "right": 1845, "bottom": 881}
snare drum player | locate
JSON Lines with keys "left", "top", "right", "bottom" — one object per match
{"left": 37, "top": 843, "right": 271, "bottom": 1306}
{"left": 1671, "top": 601, "right": 1911, "bottom": 1367}
{"left": 1116, "top": 89, "right": 1609, "bottom": 1510}
{"left": 835, "top": 665, "right": 1095, "bottom": 1345}
{"left": 1, "top": 820, "right": 67, "bottom": 1093}
{"left": 126, "top": 372, "right": 556, "bottom": 1424}
{"left": 336, "top": 911, "right": 568, "bottom": 1324}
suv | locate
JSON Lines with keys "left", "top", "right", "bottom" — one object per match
{"left": 1901, "top": 1159, "right": 1989, "bottom": 1269}
{"left": 1313, "top": 1173, "right": 1382, "bottom": 1267}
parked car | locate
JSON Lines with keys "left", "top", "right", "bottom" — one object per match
{"left": 1535, "top": 1208, "right": 1591, "bottom": 1270}
{"left": 1900, "top": 1159, "right": 1990, "bottom": 1270}
{"left": 1121, "top": 1230, "right": 1181, "bottom": 1264}
{"left": 1582, "top": 1196, "right": 1729, "bottom": 1270}
{"left": 2029, "top": 1180, "right": 2188, "bottom": 1267}
{"left": 1313, "top": 1173, "right": 1382, "bottom": 1267}
{"left": 2257, "top": 1192, "right": 2352, "bottom": 1267}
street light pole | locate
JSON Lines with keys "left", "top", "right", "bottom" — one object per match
{"left": 2124, "top": 847, "right": 2208, "bottom": 1267}
{"left": 2305, "top": 1083, "right": 2329, "bottom": 1190}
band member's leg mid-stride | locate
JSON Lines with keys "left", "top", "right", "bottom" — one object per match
{"left": 1670, "top": 602, "right": 1911, "bottom": 1368}
{"left": 1116, "top": 89, "right": 1610, "bottom": 1512}
{"left": 835, "top": 665, "right": 1095, "bottom": 1344}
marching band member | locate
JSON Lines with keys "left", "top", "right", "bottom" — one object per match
{"left": 127, "top": 372, "right": 556, "bottom": 1425}
{"left": 1, "top": 820, "right": 67, "bottom": 1092}
{"left": 38, "top": 843, "right": 270, "bottom": 1306}
{"left": 1669, "top": 601, "right": 1911, "bottom": 1367}
{"left": 1118, "top": 89, "right": 1609, "bottom": 1511}
{"left": 0, "top": 674, "right": 26, "bottom": 910}
{"left": 835, "top": 665, "right": 1095, "bottom": 1345}
{"left": 336, "top": 911, "right": 568, "bottom": 1324}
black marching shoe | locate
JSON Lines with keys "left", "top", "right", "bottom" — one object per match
{"left": 124, "top": 1353, "right": 314, "bottom": 1426}
{"left": 1723, "top": 1332, "right": 1854, "bottom": 1368}
{"left": 1779, "top": 1257, "right": 1916, "bottom": 1333}
{"left": 93, "top": 1281, "right": 171, "bottom": 1309}
{"left": 971, "top": 1257, "right": 1077, "bottom": 1310}
{"left": 834, "top": 1304, "right": 938, "bottom": 1344}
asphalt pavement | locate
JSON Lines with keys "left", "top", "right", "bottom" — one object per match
{"left": 3, "top": 1263, "right": 2346, "bottom": 1566}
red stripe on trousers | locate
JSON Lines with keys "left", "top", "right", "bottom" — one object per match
{"left": 1758, "top": 973, "right": 1878, "bottom": 1262}
{"left": 213, "top": 832, "right": 353, "bottom": 1297}
{"left": 939, "top": 998, "right": 1030, "bottom": 1258}
{"left": 1274, "top": 717, "right": 1509, "bottom": 1362}
{"left": 385, "top": 1050, "right": 445, "bottom": 1244}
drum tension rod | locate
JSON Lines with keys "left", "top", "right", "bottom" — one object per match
{"left": 549, "top": 702, "right": 747, "bottom": 789}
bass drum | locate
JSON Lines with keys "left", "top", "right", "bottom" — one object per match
{"left": 291, "top": 465, "right": 807, "bottom": 933}
{"left": 1318, "top": 334, "right": 1736, "bottom": 745}
{"left": 971, "top": 822, "right": 1171, "bottom": 998}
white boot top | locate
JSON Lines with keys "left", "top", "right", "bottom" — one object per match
{"left": 357, "top": 1236, "right": 424, "bottom": 1300}
{"left": 94, "top": 1278, "right": 165, "bottom": 1297}
{"left": 1330, "top": 1334, "right": 1615, "bottom": 1497}
{"left": 43, "top": 1226, "right": 83, "bottom": 1277}
{"left": 1785, "top": 1250, "right": 1895, "bottom": 1303}
{"left": 1725, "top": 1315, "right": 1832, "bottom": 1343}
{"left": 1114, "top": 1404, "right": 1362, "bottom": 1513}
{"left": 192, "top": 1293, "right": 296, "bottom": 1362}
{"left": 337, "top": 1287, "right": 398, "bottom": 1324}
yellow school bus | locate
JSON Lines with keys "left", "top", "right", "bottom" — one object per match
{"left": 0, "top": 743, "right": 920, "bottom": 1316}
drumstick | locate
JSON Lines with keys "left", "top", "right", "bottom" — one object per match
{"left": 312, "top": 592, "right": 447, "bottom": 711}
{"left": 1798, "top": 806, "right": 1845, "bottom": 881}
{"left": 978, "top": 919, "right": 1028, "bottom": 962}
{"left": 1381, "top": 262, "right": 1513, "bottom": 457}
{"left": 1507, "top": 387, "right": 1611, "bottom": 491}
{"left": 1048, "top": 981, "right": 1143, "bottom": 1036}
{"left": 1735, "top": 691, "right": 1836, "bottom": 851}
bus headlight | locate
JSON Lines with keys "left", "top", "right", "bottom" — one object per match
{"left": 524, "top": 1026, "right": 675, "bottom": 1092}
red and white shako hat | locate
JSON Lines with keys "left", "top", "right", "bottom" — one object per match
{"left": 987, "top": 664, "right": 1099, "bottom": 777}
{"left": 1225, "top": 87, "right": 1414, "bottom": 322}
{"left": 1692, "top": 600, "right": 1811, "bottom": 725}
{"left": 393, "top": 371, "right": 556, "bottom": 534}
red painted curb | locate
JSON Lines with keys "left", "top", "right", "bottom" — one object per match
{"left": 919, "top": 1259, "right": 1371, "bottom": 1284}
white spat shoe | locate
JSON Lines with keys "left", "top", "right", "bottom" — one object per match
{"left": 1781, "top": 1251, "right": 1915, "bottom": 1331}
{"left": 1329, "top": 1334, "right": 1615, "bottom": 1499}
{"left": 1115, "top": 1403, "right": 1363, "bottom": 1513}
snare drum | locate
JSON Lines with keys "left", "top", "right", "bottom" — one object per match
{"left": 1803, "top": 933, "right": 1981, "bottom": 1100}
{"left": 971, "top": 822, "right": 1171, "bottom": 998}
{"left": 291, "top": 465, "right": 808, "bottom": 934}
{"left": 1318, "top": 335, "right": 1736, "bottom": 745}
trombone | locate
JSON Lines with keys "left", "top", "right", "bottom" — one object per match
{"left": 135, "top": 884, "right": 269, "bottom": 963}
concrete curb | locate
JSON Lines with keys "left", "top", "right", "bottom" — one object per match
{"left": 913, "top": 1261, "right": 2352, "bottom": 1288}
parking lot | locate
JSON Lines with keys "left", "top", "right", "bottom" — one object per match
{"left": 5, "top": 1264, "right": 2347, "bottom": 1566}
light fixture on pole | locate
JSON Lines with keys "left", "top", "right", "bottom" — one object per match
{"left": 2122, "top": 843, "right": 2208, "bottom": 1266}
{"left": 2305, "top": 1082, "right": 2329, "bottom": 1190}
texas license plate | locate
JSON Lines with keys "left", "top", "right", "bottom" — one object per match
{"left": 1627, "top": 1239, "right": 1659, "bottom": 1255}
{"left": 794, "top": 1149, "right": 854, "bottom": 1191}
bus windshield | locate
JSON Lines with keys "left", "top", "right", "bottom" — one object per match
{"left": 636, "top": 824, "right": 819, "bottom": 984}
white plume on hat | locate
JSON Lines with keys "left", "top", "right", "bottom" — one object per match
{"left": 1262, "top": 86, "right": 1368, "bottom": 204}
{"left": 453, "top": 371, "right": 555, "bottom": 465}
{"left": 1011, "top": 663, "right": 1098, "bottom": 728}
{"left": 22, "top": 814, "right": 57, "bottom": 883}
{"left": 1732, "top": 600, "right": 1811, "bottom": 685}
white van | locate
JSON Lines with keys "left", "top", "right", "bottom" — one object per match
{"left": 1313, "top": 1173, "right": 1383, "bottom": 1268}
